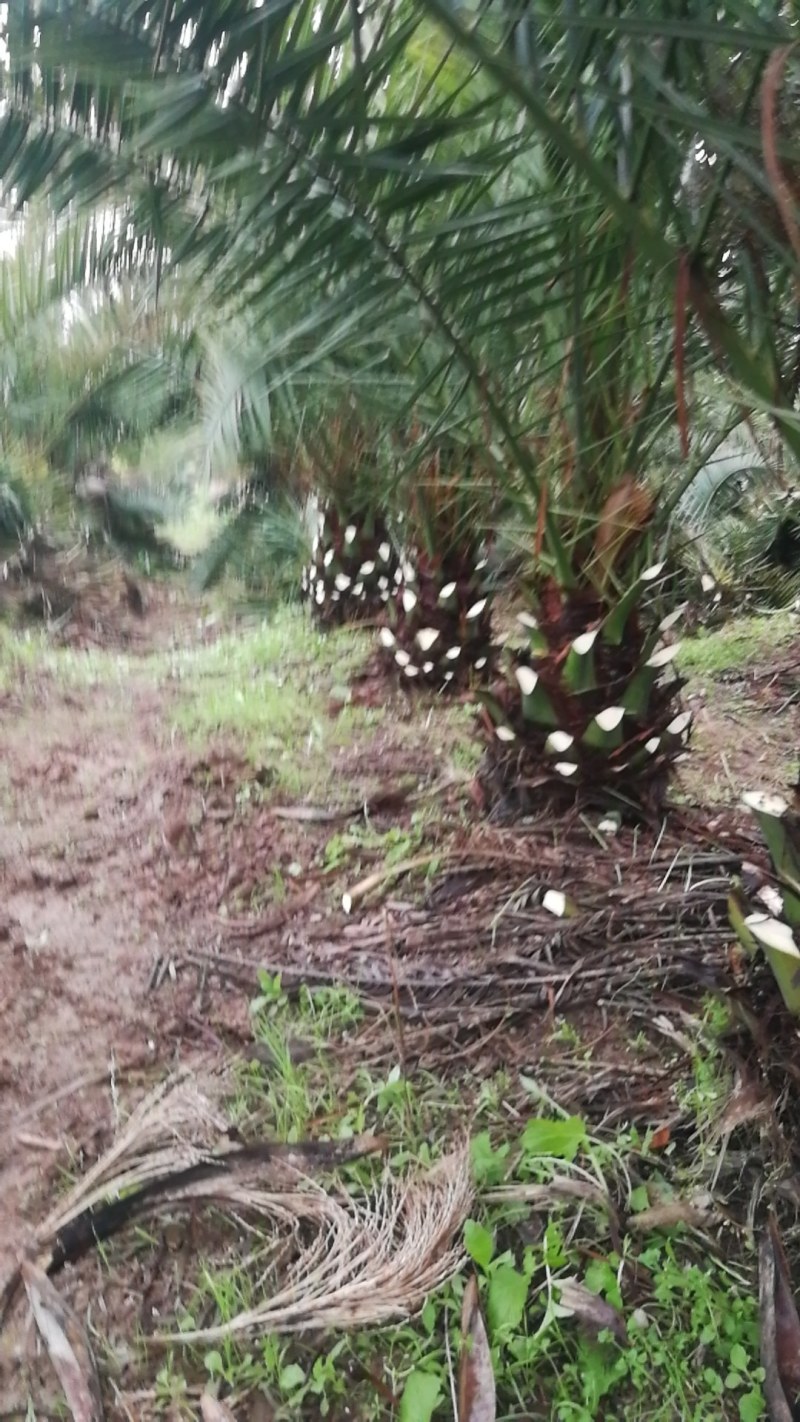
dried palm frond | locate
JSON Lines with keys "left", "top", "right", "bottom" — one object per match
{"left": 0, "top": 1071, "right": 386, "bottom": 1328}
{"left": 156, "top": 1145, "right": 472, "bottom": 1341}
{"left": 21, "top": 1262, "right": 105, "bottom": 1422}
{"left": 41, "top": 1069, "right": 228, "bottom": 1247}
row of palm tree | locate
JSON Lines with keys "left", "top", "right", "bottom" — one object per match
{"left": 1, "top": 0, "right": 799, "bottom": 809}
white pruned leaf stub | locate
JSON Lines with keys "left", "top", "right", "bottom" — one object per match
{"left": 514, "top": 665, "right": 538, "bottom": 696}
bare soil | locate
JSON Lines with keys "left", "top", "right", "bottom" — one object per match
{"left": 682, "top": 660, "right": 800, "bottom": 805}
{"left": 2, "top": 674, "right": 195, "bottom": 1267}
{"left": 0, "top": 598, "right": 451, "bottom": 1404}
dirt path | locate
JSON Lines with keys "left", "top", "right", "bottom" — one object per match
{"left": 0, "top": 656, "right": 231, "bottom": 1293}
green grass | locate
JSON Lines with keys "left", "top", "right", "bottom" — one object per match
{"left": 164, "top": 608, "right": 479, "bottom": 802}
{"left": 677, "top": 610, "right": 797, "bottom": 678}
{"left": 145, "top": 983, "right": 765, "bottom": 1422}
{"left": 0, "top": 607, "right": 384, "bottom": 797}
{"left": 0, "top": 623, "right": 141, "bottom": 691}
{"left": 166, "top": 610, "right": 380, "bottom": 796}
{"left": 0, "top": 601, "right": 478, "bottom": 814}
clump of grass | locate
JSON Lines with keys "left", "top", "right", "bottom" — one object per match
{"left": 677, "top": 611, "right": 796, "bottom": 678}
{"left": 167, "top": 610, "right": 376, "bottom": 794}
{"left": 0, "top": 622, "right": 147, "bottom": 693}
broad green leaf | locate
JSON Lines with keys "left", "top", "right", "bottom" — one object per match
{"left": 399, "top": 1369, "right": 442, "bottom": 1422}
{"left": 279, "top": 1363, "right": 305, "bottom": 1392}
{"left": 470, "top": 1130, "right": 509, "bottom": 1186}
{"left": 629, "top": 1185, "right": 649, "bottom": 1214}
{"left": 544, "top": 1221, "right": 567, "bottom": 1270}
{"left": 729, "top": 1343, "right": 748, "bottom": 1373}
{"left": 739, "top": 1389, "right": 766, "bottom": 1422}
{"left": 521, "top": 1116, "right": 587, "bottom": 1162}
{"left": 584, "top": 1258, "right": 623, "bottom": 1312}
{"left": 487, "top": 1264, "right": 529, "bottom": 1336}
{"left": 464, "top": 1219, "right": 495, "bottom": 1271}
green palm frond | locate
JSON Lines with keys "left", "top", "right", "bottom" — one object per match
{"left": 192, "top": 493, "right": 309, "bottom": 597}
{"left": 5, "top": 0, "right": 798, "bottom": 494}
{"left": 0, "top": 472, "right": 33, "bottom": 549}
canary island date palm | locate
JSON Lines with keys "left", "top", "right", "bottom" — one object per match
{"left": 379, "top": 438, "right": 494, "bottom": 689}
{"left": 479, "top": 498, "right": 690, "bottom": 813}
{"left": 729, "top": 792, "right": 800, "bottom": 1017}
{"left": 5, "top": 0, "right": 800, "bottom": 808}
{"left": 304, "top": 500, "right": 398, "bottom": 628}
{"left": 300, "top": 417, "right": 399, "bottom": 629}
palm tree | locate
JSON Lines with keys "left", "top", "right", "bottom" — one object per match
{"left": 0, "top": 208, "right": 197, "bottom": 474}
{"left": 298, "top": 412, "right": 400, "bottom": 627}
{"left": 3, "top": 1, "right": 800, "bottom": 806}
{"left": 381, "top": 433, "right": 495, "bottom": 689}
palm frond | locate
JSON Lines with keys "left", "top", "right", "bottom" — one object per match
{"left": 161, "top": 1149, "right": 472, "bottom": 1340}
{"left": 192, "top": 492, "right": 309, "bottom": 596}
{"left": 4, "top": 0, "right": 800, "bottom": 802}
{"left": 0, "top": 472, "right": 33, "bottom": 549}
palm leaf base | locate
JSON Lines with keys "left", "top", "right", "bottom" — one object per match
{"left": 379, "top": 548, "right": 492, "bottom": 691}
{"left": 477, "top": 585, "right": 689, "bottom": 815}
{"left": 302, "top": 505, "right": 396, "bottom": 629}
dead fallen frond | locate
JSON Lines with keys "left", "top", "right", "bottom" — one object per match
{"left": 22, "top": 1261, "right": 105, "bottom": 1422}
{"left": 200, "top": 822, "right": 746, "bottom": 1035}
{"left": 758, "top": 1211, "right": 800, "bottom": 1421}
{"left": 154, "top": 1146, "right": 472, "bottom": 1342}
{"left": 200, "top": 1395, "right": 237, "bottom": 1422}
{"left": 42, "top": 1070, "right": 228, "bottom": 1247}
{"left": 2, "top": 1072, "right": 386, "bottom": 1324}
{"left": 6, "top": 1076, "right": 470, "bottom": 1358}
{"left": 458, "top": 1275, "right": 496, "bottom": 1422}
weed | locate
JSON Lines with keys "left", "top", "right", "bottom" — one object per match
{"left": 550, "top": 1018, "right": 584, "bottom": 1049}
{"left": 170, "top": 981, "right": 766, "bottom": 1421}
{"left": 322, "top": 816, "right": 426, "bottom": 874}
{"left": 168, "top": 613, "right": 371, "bottom": 794}
{"left": 671, "top": 997, "right": 734, "bottom": 1147}
{"left": 154, "top": 1357, "right": 191, "bottom": 1415}
{"left": 0, "top": 624, "right": 138, "bottom": 692}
